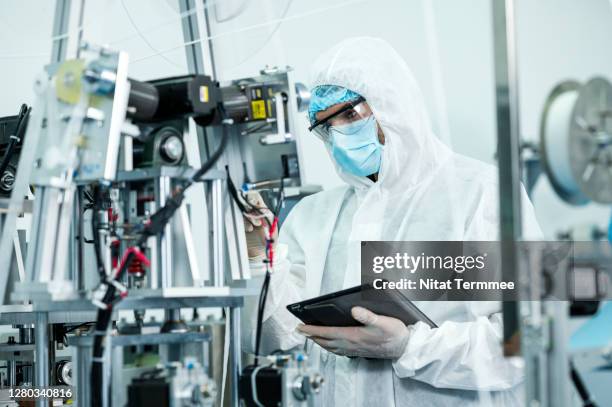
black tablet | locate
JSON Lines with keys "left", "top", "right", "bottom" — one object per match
{"left": 286, "top": 283, "right": 437, "bottom": 328}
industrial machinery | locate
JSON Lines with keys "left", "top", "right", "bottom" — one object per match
{"left": 126, "top": 359, "right": 217, "bottom": 407}
{"left": 509, "top": 75, "right": 612, "bottom": 407}
{"left": 239, "top": 353, "right": 324, "bottom": 407}
{"left": 539, "top": 77, "right": 612, "bottom": 206}
{"left": 520, "top": 77, "right": 612, "bottom": 293}
{"left": 536, "top": 77, "right": 612, "bottom": 407}
{"left": 0, "top": 24, "right": 320, "bottom": 407}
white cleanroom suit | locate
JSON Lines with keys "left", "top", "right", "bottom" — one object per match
{"left": 243, "top": 37, "right": 542, "bottom": 406}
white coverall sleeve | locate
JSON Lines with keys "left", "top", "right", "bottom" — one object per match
{"left": 392, "top": 184, "right": 540, "bottom": 391}
{"left": 392, "top": 311, "right": 522, "bottom": 390}
{"left": 241, "top": 210, "right": 308, "bottom": 355}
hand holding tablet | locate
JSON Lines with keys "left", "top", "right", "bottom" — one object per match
{"left": 287, "top": 283, "right": 437, "bottom": 328}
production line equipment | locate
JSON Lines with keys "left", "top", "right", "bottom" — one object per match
{"left": 511, "top": 77, "right": 612, "bottom": 407}
{"left": 523, "top": 77, "right": 612, "bottom": 224}
{"left": 0, "top": 43, "right": 323, "bottom": 407}
{"left": 522, "top": 76, "right": 612, "bottom": 312}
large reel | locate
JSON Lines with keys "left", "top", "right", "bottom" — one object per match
{"left": 540, "top": 77, "right": 612, "bottom": 205}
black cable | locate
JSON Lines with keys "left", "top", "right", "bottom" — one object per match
{"left": 228, "top": 175, "right": 279, "bottom": 365}
{"left": 226, "top": 170, "right": 264, "bottom": 233}
{"left": 91, "top": 308, "right": 112, "bottom": 407}
{"left": 0, "top": 137, "right": 17, "bottom": 180}
{"left": 226, "top": 170, "right": 252, "bottom": 214}
{"left": 191, "top": 105, "right": 230, "bottom": 183}
{"left": 76, "top": 187, "right": 85, "bottom": 287}
{"left": 0, "top": 104, "right": 29, "bottom": 177}
{"left": 227, "top": 173, "right": 278, "bottom": 366}
{"left": 0, "top": 105, "right": 29, "bottom": 181}
{"left": 253, "top": 176, "right": 285, "bottom": 366}
{"left": 15, "top": 104, "right": 29, "bottom": 136}
{"left": 64, "top": 321, "right": 94, "bottom": 334}
{"left": 570, "top": 361, "right": 598, "bottom": 407}
{"left": 83, "top": 190, "right": 95, "bottom": 205}
{"left": 254, "top": 271, "right": 271, "bottom": 366}
{"left": 91, "top": 250, "right": 135, "bottom": 407}
{"left": 273, "top": 177, "right": 284, "bottom": 217}
{"left": 91, "top": 187, "right": 108, "bottom": 280}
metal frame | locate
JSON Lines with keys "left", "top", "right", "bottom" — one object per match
{"left": 492, "top": 2, "right": 572, "bottom": 406}
{"left": 179, "top": 0, "right": 219, "bottom": 286}
{"left": 50, "top": 0, "right": 70, "bottom": 63}
{"left": 492, "top": 0, "right": 523, "bottom": 348}
{"left": 178, "top": 4, "right": 243, "bottom": 406}
{"left": 34, "top": 313, "right": 48, "bottom": 392}
{"left": 0, "top": 0, "right": 84, "bottom": 306}
{"left": 179, "top": 0, "right": 207, "bottom": 75}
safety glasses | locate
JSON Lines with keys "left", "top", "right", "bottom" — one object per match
{"left": 308, "top": 96, "right": 372, "bottom": 141}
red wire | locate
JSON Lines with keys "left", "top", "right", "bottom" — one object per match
{"left": 266, "top": 216, "right": 279, "bottom": 268}
{"left": 114, "top": 247, "right": 150, "bottom": 279}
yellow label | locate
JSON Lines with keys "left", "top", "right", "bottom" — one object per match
{"left": 199, "top": 86, "right": 209, "bottom": 103}
{"left": 55, "top": 59, "right": 85, "bottom": 105}
{"left": 251, "top": 100, "right": 266, "bottom": 119}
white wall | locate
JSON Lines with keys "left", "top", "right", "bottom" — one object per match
{"left": 80, "top": 0, "right": 189, "bottom": 79}
{"left": 0, "top": 0, "right": 55, "bottom": 115}
{"left": 0, "top": 0, "right": 190, "bottom": 118}
{"left": 0, "top": 0, "right": 610, "bottom": 238}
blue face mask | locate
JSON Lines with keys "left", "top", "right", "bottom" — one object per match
{"left": 330, "top": 116, "right": 383, "bottom": 177}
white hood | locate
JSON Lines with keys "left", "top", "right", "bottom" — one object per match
{"left": 308, "top": 37, "right": 542, "bottom": 280}
{"left": 310, "top": 37, "right": 452, "bottom": 192}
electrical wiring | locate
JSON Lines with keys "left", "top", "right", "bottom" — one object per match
{"left": 0, "top": 104, "right": 29, "bottom": 182}
{"left": 253, "top": 271, "right": 271, "bottom": 366}
{"left": 253, "top": 177, "right": 284, "bottom": 365}
{"left": 226, "top": 170, "right": 262, "bottom": 232}
{"left": 0, "top": 136, "right": 17, "bottom": 180}
{"left": 90, "top": 104, "right": 232, "bottom": 407}
{"left": 192, "top": 122, "right": 230, "bottom": 182}
{"left": 571, "top": 361, "right": 598, "bottom": 407}
{"left": 227, "top": 170, "right": 285, "bottom": 366}
{"left": 76, "top": 188, "right": 85, "bottom": 285}
{"left": 64, "top": 321, "right": 94, "bottom": 334}
{"left": 90, "top": 189, "right": 108, "bottom": 281}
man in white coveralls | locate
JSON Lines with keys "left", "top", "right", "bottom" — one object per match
{"left": 243, "top": 37, "right": 542, "bottom": 406}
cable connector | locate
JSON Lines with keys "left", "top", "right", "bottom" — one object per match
{"left": 140, "top": 188, "right": 186, "bottom": 239}
{"left": 91, "top": 282, "right": 113, "bottom": 310}
{"left": 114, "top": 246, "right": 150, "bottom": 278}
